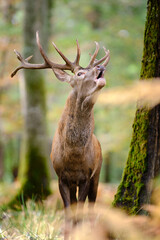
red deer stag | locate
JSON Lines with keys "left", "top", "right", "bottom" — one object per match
{"left": 11, "top": 31, "right": 110, "bottom": 221}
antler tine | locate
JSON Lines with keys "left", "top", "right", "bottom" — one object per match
{"left": 36, "top": 31, "right": 51, "bottom": 66}
{"left": 11, "top": 50, "right": 33, "bottom": 78}
{"left": 25, "top": 55, "right": 33, "bottom": 62}
{"left": 93, "top": 48, "right": 110, "bottom": 67}
{"left": 74, "top": 39, "right": 81, "bottom": 65}
{"left": 102, "top": 48, "right": 110, "bottom": 67}
{"left": 11, "top": 47, "right": 50, "bottom": 78}
{"left": 52, "top": 41, "right": 73, "bottom": 67}
{"left": 11, "top": 50, "right": 25, "bottom": 77}
{"left": 87, "top": 41, "right": 99, "bottom": 67}
{"left": 37, "top": 31, "right": 77, "bottom": 71}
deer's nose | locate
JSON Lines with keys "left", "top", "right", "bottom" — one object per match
{"left": 97, "top": 65, "right": 105, "bottom": 71}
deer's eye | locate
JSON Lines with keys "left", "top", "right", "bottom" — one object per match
{"left": 77, "top": 72, "right": 84, "bottom": 76}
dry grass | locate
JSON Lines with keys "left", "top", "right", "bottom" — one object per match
{"left": 0, "top": 201, "right": 64, "bottom": 239}
{"left": 1, "top": 182, "right": 160, "bottom": 240}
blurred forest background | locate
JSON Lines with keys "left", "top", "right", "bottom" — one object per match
{"left": 0, "top": 0, "right": 146, "bottom": 185}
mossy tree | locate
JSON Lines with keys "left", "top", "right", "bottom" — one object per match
{"left": 13, "top": 0, "right": 54, "bottom": 203}
{"left": 113, "top": 0, "right": 160, "bottom": 214}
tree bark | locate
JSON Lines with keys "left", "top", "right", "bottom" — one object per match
{"left": 113, "top": 0, "right": 160, "bottom": 214}
{"left": 0, "top": 140, "right": 4, "bottom": 180}
{"left": 16, "top": 0, "right": 52, "bottom": 202}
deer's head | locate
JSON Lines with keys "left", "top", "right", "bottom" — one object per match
{"left": 11, "top": 32, "right": 110, "bottom": 105}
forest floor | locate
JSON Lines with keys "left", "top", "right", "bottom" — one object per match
{"left": 0, "top": 181, "right": 160, "bottom": 240}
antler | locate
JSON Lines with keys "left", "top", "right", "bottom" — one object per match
{"left": 87, "top": 42, "right": 110, "bottom": 68}
{"left": 11, "top": 31, "right": 81, "bottom": 78}
{"left": 52, "top": 39, "right": 81, "bottom": 73}
{"left": 11, "top": 32, "right": 110, "bottom": 78}
{"left": 11, "top": 50, "right": 50, "bottom": 78}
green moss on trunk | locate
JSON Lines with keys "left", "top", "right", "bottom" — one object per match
{"left": 113, "top": 0, "right": 160, "bottom": 214}
{"left": 113, "top": 107, "right": 149, "bottom": 214}
{"left": 20, "top": 143, "right": 51, "bottom": 200}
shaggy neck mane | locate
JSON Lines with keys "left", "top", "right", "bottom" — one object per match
{"left": 58, "top": 90, "right": 95, "bottom": 148}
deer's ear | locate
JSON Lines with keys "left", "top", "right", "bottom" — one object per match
{"left": 53, "top": 68, "right": 71, "bottom": 83}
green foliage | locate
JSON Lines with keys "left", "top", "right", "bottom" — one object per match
{"left": 0, "top": 1, "right": 23, "bottom": 37}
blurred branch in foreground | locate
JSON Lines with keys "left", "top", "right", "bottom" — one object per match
{"left": 98, "top": 79, "right": 160, "bottom": 107}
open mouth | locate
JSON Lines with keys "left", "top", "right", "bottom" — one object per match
{"left": 95, "top": 66, "right": 106, "bottom": 88}
{"left": 97, "top": 69, "right": 104, "bottom": 79}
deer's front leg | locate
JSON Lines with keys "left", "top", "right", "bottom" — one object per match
{"left": 58, "top": 179, "right": 71, "bottom": 239}
{"left": 58, "top": 179, "right": 71, "bottom": 221}
{"left": 58, "top": 178, "right": 70, "bottom": 207}
{"left": 78, "top": 180, "right": 90, "bottom": 202}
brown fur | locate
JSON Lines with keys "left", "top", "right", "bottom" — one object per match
{"left": 11, "top": 35, "right": 110, "bottom": 238}
{"left": 50, "top": 65, "right": 105, "bottom": 207}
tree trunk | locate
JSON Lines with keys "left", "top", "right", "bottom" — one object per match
{"left": 16, "top": 0, "right": 52, "bottom": 202}
{"left": 0, "top": 140, "right": 4, "bottom": 180}
{"left": 113, "top": 0, "right": 160, "bottom": 214}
